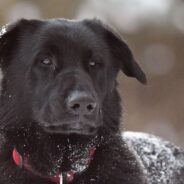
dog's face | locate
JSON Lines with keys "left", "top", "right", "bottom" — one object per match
{"left": 0, "top": 19, "right": 146, "bottom": 136}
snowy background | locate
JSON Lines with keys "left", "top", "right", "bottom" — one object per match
{"left": 0, "top": 0, "right": 184, "bottom": 146}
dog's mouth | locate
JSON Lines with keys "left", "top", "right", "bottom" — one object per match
{"left": 36, "top": 111, "right": 103, "bottom": 136}
{"left": 42, "top": 123, "right": 98, "bottom": 135}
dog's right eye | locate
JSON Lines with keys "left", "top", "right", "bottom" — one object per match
{"left": 40, "top": 58, "right": 53, "bottom": 66}
{"left": 37, "top": 57, "right": 57, "bottom": 70}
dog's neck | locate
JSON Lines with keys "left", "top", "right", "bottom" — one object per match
{"left": 12, "top": 145, "right": 96, "bottom": 183}
{"left": 9, "top": 127, "right": 99, "bottom": 177}
{"left": 1, "top": 94, "right": 121, "bottom": 180}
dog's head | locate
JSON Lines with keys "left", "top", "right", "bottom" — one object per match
{"left": 0, "top": 19, "right": 146, "bottom": 136}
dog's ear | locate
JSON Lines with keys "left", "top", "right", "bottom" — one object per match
{"left": 0, "top": 19, "right": 40, "bottom": 66}
{"left": 84, "top": 19, "right": 147, "bottom": 84}
{"left": 0, "top": 19, "right": 25, "bottom": 64}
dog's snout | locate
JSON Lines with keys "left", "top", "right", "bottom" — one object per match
{"left": 67, "top": 91, "right": 97, "bottom": 115}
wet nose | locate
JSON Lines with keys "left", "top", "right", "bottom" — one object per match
{"left": 67, "top": 91, "right": 97, "bottom": 115}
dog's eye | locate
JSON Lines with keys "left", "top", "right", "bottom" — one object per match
{"left": 88, "top": 60, "right": 102, "bottom": 68}
{"left": 40, "top": 58, "right": 53, "bottom": 66}
{"left": 89, "top": 61, "right": 96, "bottom": 67}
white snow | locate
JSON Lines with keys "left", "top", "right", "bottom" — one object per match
{"left": 0, "top": 25, "right": 7, "bottom": 91}
{"left": 0, "top": 26, "right": 6, "bottom": 36}
{"left": 123, "top": 131, "right": 184, "bottom": 184}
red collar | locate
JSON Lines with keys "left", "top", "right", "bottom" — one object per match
{"left": 12, "top": 147, "right": 96, "bottom": 184}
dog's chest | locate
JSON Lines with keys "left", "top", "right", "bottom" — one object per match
{"left": 33, "top": 137, "right": 97, "bottom": 178}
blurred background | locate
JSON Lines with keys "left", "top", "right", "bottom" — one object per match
{"left": 0, "top": 0, "right": 184, "bottom": 146}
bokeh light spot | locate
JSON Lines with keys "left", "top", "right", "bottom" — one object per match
{"left": 142, "top": 44, "right": 175, "bottom": 76}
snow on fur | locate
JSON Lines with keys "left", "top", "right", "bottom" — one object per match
{"left": 0, "top": 25, "right": 7, "bottom": 37}
{"left": 123, "top": 131, "right": 184, "bottom": 184}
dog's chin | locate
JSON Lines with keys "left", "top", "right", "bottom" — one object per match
{"left": 42, "top": 125, "right": 98, "bottom": 136}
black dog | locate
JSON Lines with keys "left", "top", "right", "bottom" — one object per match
{"left": 0, "top": 18, "right": 147, "bottom": 184}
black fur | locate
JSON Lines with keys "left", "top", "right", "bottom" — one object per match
{"left": 0, "top": 18, "right": 147, "bottom": 184}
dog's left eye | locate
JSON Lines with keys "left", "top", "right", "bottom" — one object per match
{"left": 88, "top": 60, "right": 102, "bottom": 68}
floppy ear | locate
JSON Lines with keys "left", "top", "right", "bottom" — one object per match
{"left": 0, "top": 19, "right": 29, "bottom": 68}
{"left": 0, "top": 19, "right": 40, "bottom": 67}
{"left": 84, "top": 19, "right": 147, "bottom": 84}
{"left": 0, "top": 19, "right": 25, "bottom": 66}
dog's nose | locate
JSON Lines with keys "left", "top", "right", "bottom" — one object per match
{"left": 67, "top": 91, "right": 97, "bottom": 115}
